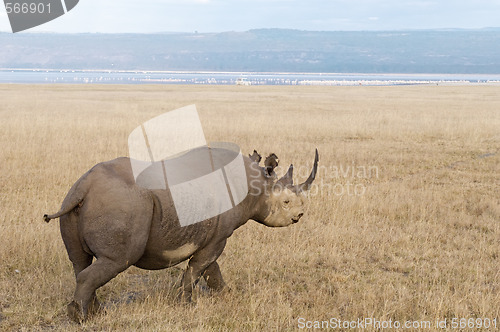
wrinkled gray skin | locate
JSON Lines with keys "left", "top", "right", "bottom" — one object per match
{"left": 44, "top": 149, "right": 318, "bottom": 323}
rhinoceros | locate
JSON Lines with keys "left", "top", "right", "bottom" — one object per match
{"left": 44, "top": 148, "right": 318, "bottom": 322}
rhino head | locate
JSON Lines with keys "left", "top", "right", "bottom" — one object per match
{"left": 250, "top": 149, "right": 319, "bottom": 227}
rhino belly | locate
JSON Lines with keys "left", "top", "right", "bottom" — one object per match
{"left": 134, "top": 242, "right": 198, "bottom": 270}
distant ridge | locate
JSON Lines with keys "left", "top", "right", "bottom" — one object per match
{"left": 1, "top": 29, "right": 500, "bottom": 73}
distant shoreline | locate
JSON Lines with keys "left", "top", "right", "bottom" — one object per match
{"left": 2, "top": 69, "right": 500, "bottom": 86}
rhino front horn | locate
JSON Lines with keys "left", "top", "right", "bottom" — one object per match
{"left": 295, "top": 149, "right": 319, "bottom": 193}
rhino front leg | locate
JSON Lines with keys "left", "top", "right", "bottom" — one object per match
{"left": 179, "top": 239, "right": 226, "bottom": 302}
{"left": 203, "top": 261, "right": 228, "bottom": 292}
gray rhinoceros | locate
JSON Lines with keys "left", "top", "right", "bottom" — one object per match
{"left": 44, "top": 148, "right": 318, "bottom": 322}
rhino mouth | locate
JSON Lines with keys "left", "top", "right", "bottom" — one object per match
{"left": 291, "top": 213, "right": 304, "bottom": 223}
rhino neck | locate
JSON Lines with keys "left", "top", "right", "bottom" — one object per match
{"left": 244, "top": 185, "right": 271, "bottom": 224}
{"left": 243, "top": 158, "right": 274, "bottom": 224}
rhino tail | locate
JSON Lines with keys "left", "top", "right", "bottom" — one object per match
{"left": 43, "top": 174, "right": 90, "bottom": 223}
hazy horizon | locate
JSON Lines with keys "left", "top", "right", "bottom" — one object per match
{"left": 2, "top": 0, "right": 500, "bottom": 33}
{"left": 2, "top": 27, "right": 500, "bottom": 35}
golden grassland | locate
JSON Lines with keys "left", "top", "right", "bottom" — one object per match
{"left": 0, "top": 84, "right": 499, "bottom": 331}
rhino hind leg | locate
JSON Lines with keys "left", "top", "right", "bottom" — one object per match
{"left": 71, "top": 257, "right": 130, "bottom": 322}
{"left": 68, "top": 266, "right": 103, "bottom": 322}
{"left": 60, "top": 213, "right": 102, "bottom": 322}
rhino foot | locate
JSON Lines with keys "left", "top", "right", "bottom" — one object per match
{"left": 67, "top": 301, "right": 84, "bottom": 323}
{"left": 216, "top": 285, "right": 231, "bottom": 294}
{"left": 203, "top": 282, "right": 231, "bottom": 295}
{"left": 67, "top": 296, "right": 101, "bottom": 323}
{"left": 176, "top": 288, "right": 195, "bottom": 305}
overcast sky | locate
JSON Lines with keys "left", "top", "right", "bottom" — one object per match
{"left": 1, "top": 0, "right": 500, "bottom": 33}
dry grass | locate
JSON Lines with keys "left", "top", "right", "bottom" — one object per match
{"left": 0, "top": 84, "right": 499, "bottom": 331}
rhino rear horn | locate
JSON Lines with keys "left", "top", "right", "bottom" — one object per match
{"left": 264, "top": 153, "right": 279, "bottom": 177}
{"left": 276, "top": 164, "right": 294, "bottom": 187}
{"left": 294, "top": 149, "right": 319, "bottom": 193}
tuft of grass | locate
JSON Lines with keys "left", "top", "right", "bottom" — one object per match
{"left": 0, "top": 84, "right": 499, "bottom": 331}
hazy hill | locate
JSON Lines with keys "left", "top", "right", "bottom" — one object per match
{"left": 1, "top": 29, "right": 499, "bottom": 73}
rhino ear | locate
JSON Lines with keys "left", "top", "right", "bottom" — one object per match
{"left": 276, "top": 164, "right": 294, "bottom": 187}
{"left": 249, "top": 150, "right": 262, "bottom": 164}
{"left": 264, "top": 153, "right": 279, "bottom": 177}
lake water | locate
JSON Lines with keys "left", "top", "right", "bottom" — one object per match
{"left": 1, "top": 69, "right": 500, "bottom": 86}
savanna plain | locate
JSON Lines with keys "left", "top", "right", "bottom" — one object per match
{"left": 0, "top": 84, "right": 499, "bottom": 331}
